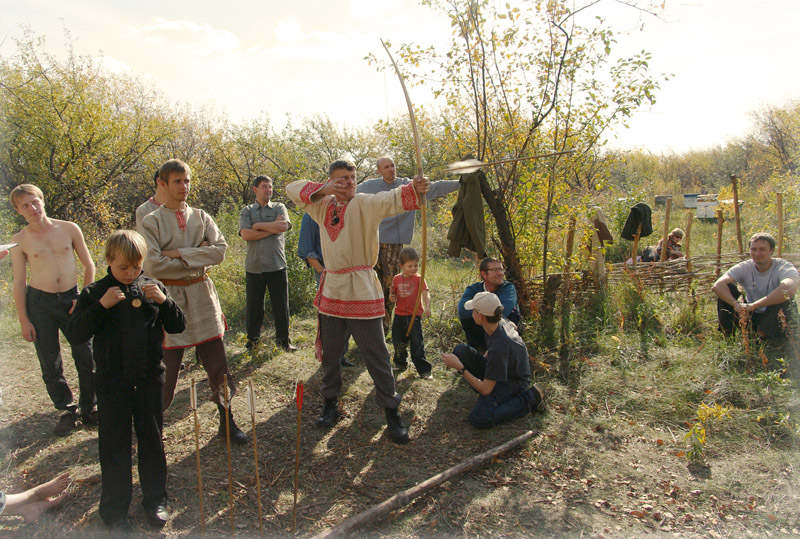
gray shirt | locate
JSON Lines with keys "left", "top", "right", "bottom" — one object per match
{"left": 356, "top": 177, "right": 459, "bottom": 244}
{"left": 238, "top": 201, "right": 291, "bottom": 274}
{"left": 726, "top": 258, "right": 799, "bottom": 313}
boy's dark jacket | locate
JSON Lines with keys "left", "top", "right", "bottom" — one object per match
{"left": 66, "top": 269, "right": 186, "bottom": 391}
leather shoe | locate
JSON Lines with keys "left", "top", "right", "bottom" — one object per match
{"left": 144, "top": 502, "right": 168, "bottom": 527}
{"left": 340, "top": 357, "right": 355, "bottom": 367}
{"left": 385, "top": 407, "right": 410, "bottom": 444}
{"left": 316, "top": 398, "right": 340, "bottom": 428}
{"left": 216, "top": 404, "right": 249, "bottom": 445}
{"left": 107, "top": 518, "right": 132, "bottom": 534}
{"left": 54, "top": 411, "right": 76, "bottom": 436}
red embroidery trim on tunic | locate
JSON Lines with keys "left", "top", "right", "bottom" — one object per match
{"left": 324, "top": 202, "right": 347, "bottom": 242}
{"left": 149, "top": 197, "right": 162, "bottom": 207}
{"left": 318, "top": 296, "right": 384, "bottom": 318}
{"left": 401, "top": 183, "right": 421, "bottom": 211}
{"left": 299, "top": 182, "right": 325, "bottom": 204}
{"left": 175, "top": 211, "right": 188, "bottom": 232}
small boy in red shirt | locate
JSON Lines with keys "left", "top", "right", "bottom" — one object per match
{"left": 389, "top": 247, "right": 432, "bottom": 378}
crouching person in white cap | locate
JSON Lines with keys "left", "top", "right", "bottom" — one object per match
{"left": 441, "top": 291, "right": 544, "bottom": 428}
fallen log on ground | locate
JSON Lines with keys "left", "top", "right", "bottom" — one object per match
{"left": 311, "top": 429, "right": 539, "bottom": 538}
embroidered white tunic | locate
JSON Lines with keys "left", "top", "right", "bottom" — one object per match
{"left": 141, "top": 205, "right": 228, "bottom": 348}
{"left": 286, "top": 180, "right": 421, "bottom": 319}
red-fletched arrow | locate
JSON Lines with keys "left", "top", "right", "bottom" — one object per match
{"left": 296, "top": 382, "right": 304, "bottom": 411}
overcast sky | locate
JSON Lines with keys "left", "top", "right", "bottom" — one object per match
{"left": 1, "top": 0, "right": 798, "bottom": 154}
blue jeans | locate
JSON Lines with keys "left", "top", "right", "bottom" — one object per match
{"left": 26, "top": 286, "right": 95, "bottom": 413}
{"left": 452, "top": 343, "right": 537, "bottom": 429}
{"left": 392, "top": 315, "right": 431, "bottom": 375}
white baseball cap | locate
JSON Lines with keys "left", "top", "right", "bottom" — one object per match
{"left": 464, "top": 291, "right": 502, "bottom": 316}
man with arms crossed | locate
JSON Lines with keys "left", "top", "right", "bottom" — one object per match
{"left": 239, "top": 175, "right": 295, "bottom": 352}
{"left": 712, "top": 232, "right": 799, "bottom": 341}
{"left": 10, "top": 184, "right": 96, "bottom": 435}
{"left": 141, "top": 159, "right": 247, "bottom": 445}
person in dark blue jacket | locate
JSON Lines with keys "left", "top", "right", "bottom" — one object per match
{"left": 67, "top": 230, "right": 186, "bottom": 532}
{"left": 458, "top": 258, "right": 520, "bottom": 352}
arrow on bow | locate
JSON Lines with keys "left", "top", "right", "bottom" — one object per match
{"left": 380, "top": 39, "right": 427, "bottom": 337}
{"left": 446, "top": 150, "right": 576, "bottom": 174}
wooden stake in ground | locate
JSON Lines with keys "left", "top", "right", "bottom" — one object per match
{"left": 731, "top": 175, "right": 744, "bottom": 257}
{"left": 311, "top": 429, "right": 538, "bottom": 539}
{"left": 716, "top": 208, "right": 725, "bottom": 279}
{"left": 777, "top": 192, "right": 784, "bottom": 257}
{"left": 292, "top": 382, "right": 304, "bottom": 535}
{"left": 222, "top": 375, "right": 234, "bottom": 536}
{"left": 660, "top": 197, "right": 672, "bottom": 262}
{"left": 247, "top": 382, "right": 263, "bottom": 536}
{"left": 685, "top": 213, "right": 694, "bottom": 276}
{"left": 631, "top": 224, "right": 642, "bottom": 268}
{"left": 190, "top": 379, "right": 205, "bottom": 535}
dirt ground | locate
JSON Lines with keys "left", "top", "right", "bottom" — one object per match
{"left": 1, "top": 315, "right": 799, "bottom": 538}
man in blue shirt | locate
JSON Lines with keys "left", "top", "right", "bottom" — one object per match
{"left": 458, "top": 257, "right": 521, "bottom": 352}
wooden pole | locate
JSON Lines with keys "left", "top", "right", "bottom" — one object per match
{"left": 247, "top": 382, "right": 263, "bottom": 536}
{"left": 716, "top": 207, "right": 725, "bottom": 279}
{"left": 223, "top": 375, "right": 234, "bottom": 536}
{"left": 293, "top": 382, "right": 304, "bottom": 535}
{"left": 731, "top": 175, "right": 744, "bottom": 257}
{"left": 563, "top": 217, "right": 576, "bottom": 278}
{"left": 684, "top": 213, "right": 694, "bottom": 275}
{"left": 311, "top": 430, "right": 538, "bottom": 539}
{"left": 631, "top": 224, "right": 642, "bottom": 268}
{"left": 777, "top": 192, "right": 784, "bottom": 257}
{"left": 659, "top": 197, "right": 672, "bottom": 262}
{"left": 191, "top": 379, "right": 205, "bottom": 535}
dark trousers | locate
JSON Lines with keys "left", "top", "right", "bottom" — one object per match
{"left": 718, "top": 283, "right": 800, "bottom": 339}
{"left": 391, "top": 315, "right": 432, "bottom": 375}
{"left": 97, "top": 382, "right": 167, "bottom": 524}
{"left": 162, "top": 338, "right": 235, "bottom": 410}
{"left": 26, "top": 286, "right": 95, "bottom": 413}
{"left": 319, "top": 314, "right": 400, "bottom": 409}
{"left": 452, "top": 344, "right": 538, "bottom": 429}
{"left": 460, "top": 317, "right": 487, "bottom": 352}
{"left": 246, "top": 269, "right": 290, "bottom": 345}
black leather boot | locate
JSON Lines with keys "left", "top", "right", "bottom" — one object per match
{"left": 316, "top": 398, "right": 340, "bottom": 428}
{"left": 384, "top": 407, "right": 409, "bottom": 444}
{"left": 216, "top": 403, "right": 248, "bottom": 445}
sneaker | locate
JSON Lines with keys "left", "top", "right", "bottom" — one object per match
{"left": 54, "top": 411, "right": 77, "bottom": 436}
{"left": 419, "top": 371, "right": 433, "bottom": 380}
{"left": 532, "top": 383, "right": 547, "bottom": 412}
{"left": 340, "top": 357, "right": 355, "bottom": 367}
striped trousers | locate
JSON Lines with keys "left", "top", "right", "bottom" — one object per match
{"left": 319, "top": 314, "right": 401, "bottom": 409}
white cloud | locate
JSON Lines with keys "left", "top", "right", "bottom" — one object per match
{"left": 129, "top": 18, "right": 240, "bottom": 55}
{"left": 95, "top": 54, "right": 131, "bottom": 75}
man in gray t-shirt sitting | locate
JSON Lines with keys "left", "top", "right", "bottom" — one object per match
{"left": 712, "top": 232, "right": 799, "bottom": 339}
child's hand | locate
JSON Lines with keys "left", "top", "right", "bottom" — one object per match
{"left": 388, "top": 290, "right": 397, "bottom": 303}
{"left": 143, "top": 283, "right": 167, "bottom": 304}
{"left": 100, "top": 286, "right": 125, "bottom": 309}
{"left": 424, "top": 308, "right": 432, "bottom": 318}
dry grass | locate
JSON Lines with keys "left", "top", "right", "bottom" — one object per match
{"left": 1, "top": 294, "right": 800, "bottom": 537}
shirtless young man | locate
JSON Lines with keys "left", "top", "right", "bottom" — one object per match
{"left": 10, "top": 184, "right": 96, "bottom": 436}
